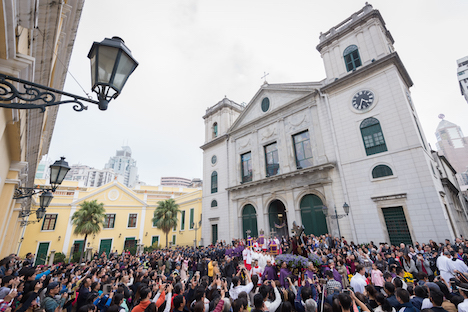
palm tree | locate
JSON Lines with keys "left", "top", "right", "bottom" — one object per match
{"left": 71, "top": 199, "right": 106, "bottom": 263}
{"left": 152, "top": 199, "right": 180, "bottom": 247}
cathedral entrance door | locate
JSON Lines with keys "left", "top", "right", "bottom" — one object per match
{"left": 268, "top": 200, "right": 289, "bottom": 238}
{"left": 300, "top": 194, "right": 328, "bottom": 236}
{"left": 242, "top": 204, "right": 258, "bottom": 239}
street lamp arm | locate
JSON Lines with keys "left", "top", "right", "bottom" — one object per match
{"left": 329, "top": 214, "right": 347, "bottom": 220}
{"left": 0, "top": 74, "right": 99, "bottom": 112}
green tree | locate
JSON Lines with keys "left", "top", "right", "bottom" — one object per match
{"left": 71, "top": 199, "right": 105, "bottom": 263}
{"left": 152, "top": 199, "right": 180, "bottom": 247}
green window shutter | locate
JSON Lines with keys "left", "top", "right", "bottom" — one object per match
{"left": 211, "top": 171, "right": 218, "bottom": 193}
{"left": 360, "top": 118, "right": 387, "bottom": 156}
{"left": 343, "top": 45, "right": 362, "bottom": 72}
{"left": 181, "top": 211, "right": 185, "bottom": 230}
{"left": 172, "top": 235, "right": 176, "bottom": 245}
{"left": 382, "top": 207, "right": 412, "bottom": 246}
{"left": 190, "top": 208, "right": 194, "bottom": 229}
{"left": 372, "top": 165, "right": 393, "bottom": 178}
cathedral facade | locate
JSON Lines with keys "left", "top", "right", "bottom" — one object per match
{"left": 200, "top": 4, "right": 468, "bottom": 246}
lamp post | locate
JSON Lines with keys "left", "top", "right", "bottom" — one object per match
{"left": 322, "top": 202, "right": 351, "bottom": 240}
{"left": 0, "top": 37, "right": 138, "bottom": 112}
{"left": 16, "top": 157, "right": 71, "bottom": 226}
{"left": 193, "top": 220, "right": 202, "bottom": 248}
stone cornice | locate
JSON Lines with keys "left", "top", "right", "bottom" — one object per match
{"left": 226, "top": 162, "right": 335, "bottom": 192}
{"left": 371, "top": 193, "right": 407, "bottom": 202}
{"left": 200, "top": 134, "right": 228, "bottom": 151}
{"left": 320, "top": 52, "right": 413, "bottom": 92}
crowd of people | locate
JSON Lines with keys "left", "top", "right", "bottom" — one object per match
{"left": 2, "top": 234, "right": 468, "bottom": 312}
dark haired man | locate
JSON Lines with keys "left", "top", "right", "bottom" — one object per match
{"left": 350, "top": 265, "right": 367, "bottom": 294}
{"left": 429, "top": 289, "right": 449, "bottom": 312}
{"left": 396, "top": 288, "right": 416, "bottom": 312}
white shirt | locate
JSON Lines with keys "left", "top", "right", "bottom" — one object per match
{"left": 264, "top": 287, "right": 281, "bottom": 312}
{"left": 350, "top": 273, "right": 367, "bottom": 294}
{"left": 458, "top": 298, "right": 468, "bottom": 312}
{"left": 229, "top": 282, "right": 254, "bottom": 300}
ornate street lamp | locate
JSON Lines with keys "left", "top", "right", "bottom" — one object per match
{"left": 0, "top": 37, "right": 138, "bottom": 112}
{"left": 16, "top": 157, "right": 71, "bottom": 226}
{"left": 39, "top": 191, "right": 54, "bottom": 209}
{"left": 35, "top": 207, "right": 46, "bottom": 221}
{"left": 88, "top": 37, "right": 139, "bottom": 110}
{"left": 322, "top": 203, "right": 351, "bottom": 240}
{"left": 49, "top": 157, "right": 71, "bottom": 191}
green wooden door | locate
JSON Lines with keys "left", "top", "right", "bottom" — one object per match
{"left": 35, "top": 242, "right": 49, "bottom": 265}
{"left": 242, "top": 204, "right": 258, "bottom": 239}
{"left": 300, "top": 195, "right": 328, "bottom": 236}
{"left": 212, "top": 224, "right": 218, "bottom": 245}
{"left": 151, "top": 236, "right": 159, "bottom": 246}
{"left": 72, "top": 240, "right": 84, "bottom": 255}
{"left": 124, "top": 237, "right": 136, "bottom": 251}
{"left": 99, "top": 239, "right": 112, "bottom": 256}
{"left": 382, "top": 207, "right": 412, "bottom": 246}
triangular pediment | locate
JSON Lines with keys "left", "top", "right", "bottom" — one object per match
{"left": 72, "top": 181, "right": 147, "bottom": 207}
{"left": 228, "top": 82, "right": 320, "bottom": 133}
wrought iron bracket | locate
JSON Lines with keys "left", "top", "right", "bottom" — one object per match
{"left": 0, "top": 74, "right": 100, "bottom": 112}
{"left": 20, "top": 220, "right": 38, "bottom": 227}
{"left": 329, "top": 214, "right": 347, "bottom": 220}
{"left": 14, "top": 187, "right": 51, "bottom": 200}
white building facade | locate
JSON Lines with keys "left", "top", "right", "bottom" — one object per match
{"left": 457, "top": 56, "right": 468, "bottom": 104}
{"left": 201, "top": 4, "right": 468, "bottom": 246}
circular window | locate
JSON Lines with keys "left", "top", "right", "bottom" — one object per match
{"left": 261, "top": 97, "right": 270, "bottom": 112}
{"left": 211, "top": 155, "right": 217, "bottom": 164}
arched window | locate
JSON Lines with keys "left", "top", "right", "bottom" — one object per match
{"left": 213, "top": 123, "right": 218, "bottom": 138}
{"left": 360, "top": 117, "right": 387, "bottom": 156}
{"left": 211, "top": 171, "right": 218, "bottom": 193}
{"left": 372, "top": 165, "right": 393, "bottom": 179}
{"left": 211, "top": 200, "right": 218, "bottom": 207}
{"left": 343, "top": 45, "right": 362, "bottom": 72}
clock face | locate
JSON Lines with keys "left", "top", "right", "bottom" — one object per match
{"left": 352, "top": 90, "right": 375, "bottom": 110}
{"left": 211, "top": 155, "right": 217, "bottom": 164}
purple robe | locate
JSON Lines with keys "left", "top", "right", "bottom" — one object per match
{"left": 263, "top": 265, "right": 278, "bottom": 281}
{"left": 305, "top": 270, "right": 316, "bottom": 281}
{"left": 323, "top": 267, "right": 343, "bottom": 286}
{"left": 279, "top": 267, "right": 292, "bottom": 288}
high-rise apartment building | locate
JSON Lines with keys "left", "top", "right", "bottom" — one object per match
{"left": 65, "top": 164, "right": 115, "bottom": 188}
{"left": 104, "top": 146, "right": 139, "bottom": 188}
{"left": 436, "top": 115, "right": 468, "bottom": 191}
{"left": 457, "top": 56, "right": 468, "bottom": 104}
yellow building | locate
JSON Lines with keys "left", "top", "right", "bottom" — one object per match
{"left": 0, "top": 0, "right": 85, "bottom": 257}
{"left": 19, "top": 179, "right": 202, "bottom": 265}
